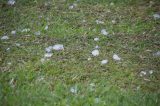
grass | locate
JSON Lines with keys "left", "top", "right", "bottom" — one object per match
{"left": 0, "top": 0, "right": 160, "bottom": 105}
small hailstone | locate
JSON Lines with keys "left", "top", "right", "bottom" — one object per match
{"left": 149, "top": 70, "right": 153, "bottom": 74}
{"left": 70, "top": 86, "right": 77, "bottom": 94}
{"left": 101, "top": 59, "right": 108, "bottom": 65}
{"left": 45, "top": 46, "right": 53, "bottom": 53}
{"left": 92, "top": 49, "right": 99, "bottom": 56}
{"left": 8, "top": 0, "right": 15, "bottom": 6}
{"left": 96, "top": 20, "right": 104, "bottom": 24}
{"left": 1, "top": 36, "right": 9, "bottom": 40}
{"left": 110, "top": 2, "right": 114, "bottom": 6}
{"left": 101, "top": 29, "right": 109, "bottom": 36}
{"left": 82, "top": 19, "right": 86, "bottom": 23}
{"left": 112, "top": 20, "right": 116, "bottom": 24}
{"left": 153, "top": 51, "right": 160, "bottom": 57}
{"left": 7, "top": 62, "right": 12, "bottom": 65}
{"left": 95, "top": 98, "right": 100, "bottom": 103}
{"left": 52, "top": 44, "right": 64, "bottom": 51}
{"left": 140, "top": 71, "right": 147, "bottom": 77}
{"left": 113, "top": 54, "right": 121, "bottom": 61}
{"left": 44, "top": 53, "right": 53, "bottom": 58}
{"left": 34, "top": 31, "right": 41, "bottom": 36}
{"left": 44, "top": 25, "right": 48, "bottom": 30}
{"left": 69, "top": 5, "right": 74, "bottom": 9}
{"left": 6, "top": 48, "right": 10, "bottom": 51}
{"left": 11, "top": 30, "right": 16, "bottom": 35}
{"left": 21, "top": 28, "right": 30, "bottom": 32}
{"left": 94, "top": 37, "right": 99, "bottom": 41}
{"left": 15, "top": 43, "right": 20, "bottom": 46}
{"left": 153, "top": 14, "right": 160, "bottom": 19}
{"left": 40, "top": 58, "right": 46, "bottom": 63}
{"left": 88, "top": 57, "right": 91, "bottom": 61}
{"left": 95, "top": 45, "right": 99, "bottom": 49}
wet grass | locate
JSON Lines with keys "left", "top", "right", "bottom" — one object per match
{"left": 0, "top": 0, "right": 160, "bottom": 105}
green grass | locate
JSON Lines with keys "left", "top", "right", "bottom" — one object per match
{"left": 0, "top": 0, "right": 160, "bottom": 105}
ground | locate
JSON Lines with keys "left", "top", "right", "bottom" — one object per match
{"left": 0, "top": 0, "right": 160, "bottom": 106}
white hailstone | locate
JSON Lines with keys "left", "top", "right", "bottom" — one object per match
{"left": 101, "top": 29, "right": 109, "bottom": 36}
{"left": 7, "top": 62, "right": 12, "bottom": 65}
{"left": 6, "top": 48, "right": 10, "bottom": 51}
{"left": 8, "top": 0, "right": 15, "bottom": 6}
{"left": 88, "top": 57, "right": 91, "bottom": 61}
{"left": 140, "top": 71, "right": 147, "bottom": 77}
{"left": 21, "top": 28, "right": 30, "bottom": 32}
{"left": 113, "top": 54, "right": 121, "bottom": 61}
{"left": 91, "top": 49, "right": 99, "bottom": 56}
{"left": 69, "top": 5, "right": 74, "bottom": 9}
{"left": 95, "top": 45, "right": 99, "bottom": 49}
{"left": 96, "top": 20, "right": 104, "bottom": 24}
{"left": 15, "top": 43, "right": 20, "bottom": 46}
{"left": 110, "top": 2, "right": 114, "bottom": 6}
{"left": 70, "top": 86, "right": 77, "bottom": 94}
{"left": 44, "top": 53, "right": 53, "bottom": 58}
{"left": 94, "top": 37, "right": 99, "bottom": 41}
{"left": 112, "top": 20, "right": 116, "bottom": 24}
{"left": 11, "top": 30, "right": 16, "bottom": 35}
{"left": 82, "top": 19, "right": 86, "bottom": 23}
{"left": 73, "top": 3, "right": 77, "bottom": 7}
{"left": 101, "top": 59, "right": 108, "bottom": 65}
{"left": 95, "top": 98, "right": 100, "bottom": 103}
{"left": 45, "top": 46, "right": 53, "bottom": 53}
{"left": 149, "top": 70, "right": 153, "bottom": 74}
{"left": 1, "top": 36, "right": 9, "bottom": 40}
{"left": 52, "top": 44, "right": 64, "bottom": 51}
{"left": 34, "top": 31, "right": 41, "bottom": 36}
{"left": 44, "top": 25, "right": 48, "bottom": 30}
{"left": 153, "top": 14, "right": 160, "bottom": 19}
{"left": 153, "top": 51, "right": 160, "bottom": 57}
{"left": 40, "top": 58, "right": 46, "bottom": 63}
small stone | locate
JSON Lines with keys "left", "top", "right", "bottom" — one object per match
{"left": 92, "top": 50, "right": 99, "bottom": 56}
{"left": 101, "top": 59, "right": 108, "bottom": 65}
{"left": 44, "top": 53, "right": 53, "bottom": 58}
{"left": 1, "top": 36, "right": 9, "bottom": 40}
{"left": 94, "top": 37, "right": 99, "bottom": 41}
{"left": 101, "top": 29, "right": 109, "bottom": 36}
{"left": 52, "top": 44, "right": 64, "bottom": 51}
{"left": 113, "top": 54, "right": 121, "bottom": 61}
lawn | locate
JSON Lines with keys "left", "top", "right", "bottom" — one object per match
{"left": 0, "top": 0, "right": 160, "bottom": 106}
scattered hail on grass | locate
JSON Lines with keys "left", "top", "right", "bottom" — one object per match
{"left": 96, "top": 20, "right": 104, "bottom": 24}
{"left": 21, "top": 28, "right": 30, "bottom": 32}
{"left": 1, "top": 36, "right": 9, "bottom": 40}
{"left": 70, "top": 86, "right": 78, "bottom": 94}
{"left": 34, "top": 31, "right": 41, "bottom": 36}
{"left": 113, "top": 54, "right": 121, "bottom": 61}
{"left": 92, "top": 49, "right": 99, "bottom": 56}
{"left": 101, "top": 59, "right": 108, "bottom": 65}
{"left": 101, "top": 29, "right": 109, "bottom": 36}
{"left": 94, "top": 37, "right": 99, "bottom": 41}
{"left": 52, "top": 44, "right": 64, "bottom": 51}
{"left": 11, "top": 30, "right": 16, "bottom": 35}
{"left": 153, "top": 51, "right": 160, "bottom": 57}
{"left": 44, "top": 25, "right": 48, "bottom": 30}
{"left": 153, "top": 14, "right": 160, "bottom": 19}
{"left": 44, "top": 53, "right": 53, "bottom": 58}
{"left": 8, "top": 0, "right": 15, "bottom": 6}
